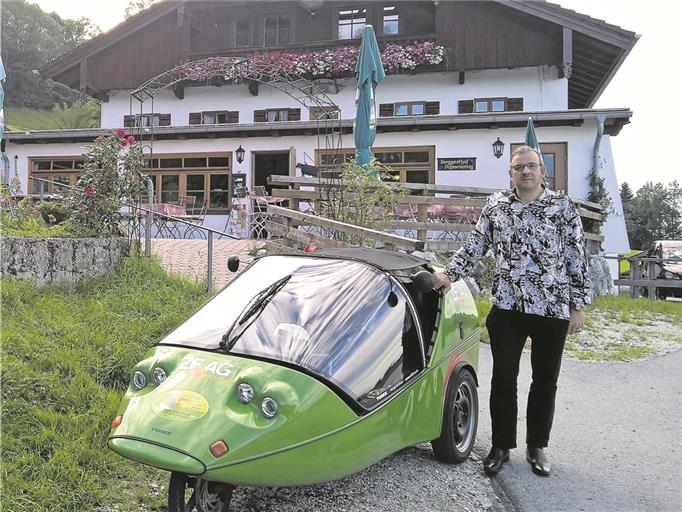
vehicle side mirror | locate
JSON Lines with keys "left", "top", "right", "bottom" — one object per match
{"left": 227, "top": 255, "right": 240, "bottom": 272}
{"left": 411, "top": 270, "right": 435, "bottom": 292}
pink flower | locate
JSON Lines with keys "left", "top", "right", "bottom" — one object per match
{"left": 84, "top": 186, "right": 95, "bottom": 197}
{"left": 121, "top": 138, "right": 129, "bottom": 146}
{"left": 115, "top": 128, "right": 126, "bottom": 138}
{"left": 126, "top": 135, "right": 136, "bottom": 145}
{"left": 89, "top": 204, "right": 97, "bottom": 213}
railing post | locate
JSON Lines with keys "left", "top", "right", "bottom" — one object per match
{"left": 144, "top": 176, "right": 154, "bottom": 257}
{"left": 648, "top": 259, "right": 657, "bottom": 299}
{"left": 417, "top": 203, "right": 428, "bottom": 242}
{"left": 630, "top": 259, "right": 640, "bottom": 298}
{"left": 207, "top": 231, "right": 213, "bottom": 292}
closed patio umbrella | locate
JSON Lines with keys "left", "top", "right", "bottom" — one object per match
{"left": 354, "top": 25, "right": 385, "bottom": 170}
{"left": 524, "top": 117, "right": 542, "bottom": 156}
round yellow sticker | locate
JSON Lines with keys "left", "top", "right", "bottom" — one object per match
{"left": 152, "top": 390, "right": 209, "bottom": 421}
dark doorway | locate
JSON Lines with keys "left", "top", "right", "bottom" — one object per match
{"left": 253, "top": 152, "right": 289, "bottom": 195}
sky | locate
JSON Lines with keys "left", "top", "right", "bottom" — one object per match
{"left": 28, "top": 0, "right": 682, "bottom": 190}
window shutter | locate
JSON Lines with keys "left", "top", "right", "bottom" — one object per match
{"left": 458, "top": 100, "right": 474, "bottom": 114}
{"left": 505, "top": 98, "right": 523, "bottom": 112}
{"left": 123, "top": 115, "right": 135, "bottom": 128}
{"left": 189, "top": 112, "right": 202, "bottom": 125}
{"left": 227, "top": 111, "right": 239, "bottom": 123}
{"left": 379, "top": 103, "right": 394, "bottom": 117}
{"left": 254, "top": 109, "right": 266, "bottom": 122}
{"left": 425, "top": 101, "right": 440, "bottom": 115}
{"left": 288, "top": 108, "right": 301, "bottom": 121}
{"left": 159, "top": 114, "right": 171, "bottom": 126}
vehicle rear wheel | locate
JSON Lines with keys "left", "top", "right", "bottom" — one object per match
{"left": 168, "top": 472, "right": 234, "bottom": 512}
{"left": 431, "top": 367, "right": 478, "bottom": 463}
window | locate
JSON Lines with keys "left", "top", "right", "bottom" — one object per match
{"left": 474, "top": 98, "right": 506, "bottom": 113}
{"left": 318, "top": 146, "right": 434, "bottom": 184}
{"left": 141, "top": 153, "right": 232, "bottom": 211}
{"left": 383, "top": 5, "right": 399, "bottom": 35}
{"left": 123, "top": 113, "right": 171, "bottom": 128}
{"left": 380, "top": 101, "right": 439, "bottom": 117}
{"left": 189, "top": 111, "right": 239, "bottom": 125}
{"left": 162, "top": 256, "right": 421, "bottom": 409}
{"left": 29, "top": 158, "right": 85, "bottom": 195}
{"left": 338, "top": 7, "right": 366, "bottom": 39}
{"left": 254, "top": 108, "right": 301, "bottom": 122}
{"left": 235, "top": 17, "right": 250, "bottom": 47}
{"left": 309, "top": 107, "right": 340, "bottom": 121}
{"left": 264, "top": 15, "right": 290, "bottom": 46}
{"left": 458, "top": 98, "right": 523, "bottom": 114}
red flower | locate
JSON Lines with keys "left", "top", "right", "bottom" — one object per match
{"left": 84, "top": 186, "right": 95, "bottom": 197}
{"left": 126, "top": 135, "right": 136, "bottom": 145}
{"left": 115, "top": 128, "right": 126, "bottom": 138}
{"left": 121, "top": 138, "right": 129, "bottom": 146}
{"left": 89, "top": 203, "right": 97, "bottom": 213}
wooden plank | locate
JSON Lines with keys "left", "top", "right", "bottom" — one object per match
{"left": 272, "top": 188, "right": 487, "bottom": 207}
{"left": 265, "top": 220, "right": 349, "bottom": 249}
{"left": 267, "top": 205, "right": 424, "bottom": 251}
{"left": 385, "top": 221, "right": 474, "bottom": 232}
{"left": 268, "top": 174, "right": 497, "bottom": 196}
{"left": 578, "top": 208, "right": 604, "bottom": 221}
{"left": 614, "top": 279, "right": 682, "bottom": 288}
{"left": 583, "top": 232, "right": 605, "bottom": 242}
{"left": 572, "top": 198, "right": 604, "bottom": 210}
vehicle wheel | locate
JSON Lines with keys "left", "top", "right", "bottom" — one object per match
{"left": 431, "top": 367, "right": 478, "bottom": 463}
{"left": 168, "top": 472, "right": 234, "bottom": 512}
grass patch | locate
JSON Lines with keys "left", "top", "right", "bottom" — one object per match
{"left": 565, "top": 341, "right": 653, "bottom": 361}
{"left": 4, "top": 107, "right": 61, "bottom": 130}
{"left": 1, "top": 256, "right": 211, "bottom": 512}
{"left": 592, "top": 293, "right": 682, "bottom": 323}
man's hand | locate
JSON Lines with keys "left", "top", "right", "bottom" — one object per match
{"left": 568, "top": 307, "right": 585, "bottom": 334}
{"left": 433, "top": 271, "right": 452, "bottom": 294}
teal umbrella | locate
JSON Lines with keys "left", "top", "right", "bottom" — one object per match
{"left": 354, "top": 25, "right": 385, "bottom": 170}
{"left": 524, "top": 117, "right": 541, "bottom": 152}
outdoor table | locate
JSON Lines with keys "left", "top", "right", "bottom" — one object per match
{"left": 140, "top": 203, "right": 188, "bottom": 238}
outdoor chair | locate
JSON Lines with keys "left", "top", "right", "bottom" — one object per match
{"left": 178, "top": 195, "right": 197, "bottom": 215}
{"left": 182, "top": 202, "right": 209, "bottom": 239}
{"left": 222, "top": 187, "right": 249, "bottom": 237}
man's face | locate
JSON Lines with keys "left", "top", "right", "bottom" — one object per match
{"left": 509, "top": 150, "right": 545, "bottom": 195}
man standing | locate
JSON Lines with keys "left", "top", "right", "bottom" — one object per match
{"left": 433, "top": 145, "right": 591, "bottom": 477}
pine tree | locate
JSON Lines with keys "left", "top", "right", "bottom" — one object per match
{"left": 620, "top": 182, "right": 634, "bottom": 203}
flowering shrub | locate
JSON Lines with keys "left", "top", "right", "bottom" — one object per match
{"left": 65, "top": 129, "right": 143, "bottom": 236}
{"left": 172, "top": 41, "right": 445, "bottom": 81}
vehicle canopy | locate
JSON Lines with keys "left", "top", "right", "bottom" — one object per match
{"left": 159, "top": 250, "right": 437, "bottom": 410}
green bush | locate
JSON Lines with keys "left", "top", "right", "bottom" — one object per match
{"left": 1, "top": 256, "right": 211, "bottom": 512}
{"left": 0, "top": 198, "right": 95, "bottom": 238}
{"left": 36, "top": 200, "right": 70, "bottom": 225}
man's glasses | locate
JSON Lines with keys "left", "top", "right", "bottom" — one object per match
{"left": 511, "top": 162, "right": 541, "bottom": 172}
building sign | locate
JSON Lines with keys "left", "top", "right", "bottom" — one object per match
{"left": 438, "top": 157, "right": 477, "bottom": 171}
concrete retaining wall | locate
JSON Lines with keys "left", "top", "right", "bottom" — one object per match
{"left": 1, "top": 236, "right": 129, "bottom": 286}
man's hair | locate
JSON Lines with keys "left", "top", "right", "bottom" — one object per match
{"left": 510, "top": 145, "right": 544, "bottom": 166}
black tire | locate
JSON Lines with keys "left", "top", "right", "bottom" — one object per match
{"left": 168, "top": 472, "right": 234, "bottom": 512}
{"left": 431, "top": 367, "right": 478, "bottom": 463}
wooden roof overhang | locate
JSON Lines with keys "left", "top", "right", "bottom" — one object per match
{"left": 39, "top": 1, "right": 637, "bottom": 109}
{"left": 4, "top": 108, "right": 631, "bottom": 145}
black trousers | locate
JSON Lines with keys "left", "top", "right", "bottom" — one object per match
{"left": 485, "top": 306, "right": 569, "bottom": 449}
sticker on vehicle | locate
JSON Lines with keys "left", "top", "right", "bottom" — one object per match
{"left": 152, "top": 390, "right": 209, "bottom": 421}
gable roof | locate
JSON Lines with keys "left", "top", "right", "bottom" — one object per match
{"left": 39, "top": 0, "right": 637, "bottom": 109}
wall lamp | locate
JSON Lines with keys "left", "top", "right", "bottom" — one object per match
{"left": 492, "top": 138, "right": 505, "bottom": 159}
{"left": 235, "top": 145, "right": 245, "bottom": 164}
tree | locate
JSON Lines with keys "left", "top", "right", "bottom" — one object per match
{"left": 623, "top": 181, "right": 682, "bottom": 249}
{"left": 124, "top": 0, "right": 156, "bottom": 19}
{"left": 1, "top": 0, "right": 101, "bottom": 108}
{"left": 620, "top": 182, "right": 634, "bottom": 204}
{"left": 51, "top": 100, "right": 100, "bottom": 129}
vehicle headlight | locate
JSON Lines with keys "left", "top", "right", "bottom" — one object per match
{"left": 132, "top": 371, "right": 147, "bottom": 390}
{"left": 261, "top": 397, "right": 278, "bottom": 419}
{"left": 151, "top": 367, "right": 167, "bottom": 385}
{"left": 236, "top": 383, "right": 254, "bottom": 404}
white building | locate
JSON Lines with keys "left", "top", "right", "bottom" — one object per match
{"left": 2, "top": 0, "right": 638, "bottom": 262}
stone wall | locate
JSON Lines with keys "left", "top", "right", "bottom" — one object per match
{"left": 1, "top": 236, "right": 129, "bottom": 286}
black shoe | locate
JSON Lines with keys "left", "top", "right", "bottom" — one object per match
{"left": 526, "top": 446, "right": 551, "bottom": 476}
{"left": 483, "top": 447, "right": 510, "bottom": 475}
